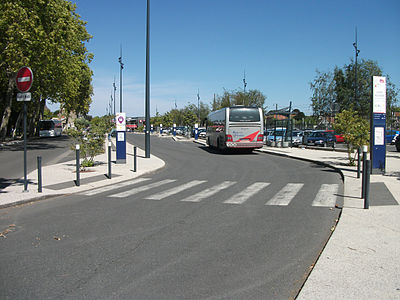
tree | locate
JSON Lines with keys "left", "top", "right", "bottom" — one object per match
{"left": 333, "top": 109, "right": 369, "bottom": 166}
{"left": 0, "top": 0, "right": 93, "bottom": 139}
{"left": 66, "top": 115, "right": 112, "bottom": 168}
{"left": 212, "top": 89, "right": 266, "bottom": 111}
{"left": 310, "top": 70, "right": 336, "bottom": 118}
{"left": 310, "top": 59, "right": 398, "bottom": 121}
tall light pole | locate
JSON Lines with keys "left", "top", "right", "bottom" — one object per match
{"left": 118, "top": 46, "right": 124, "bottom": 113}
{"left": 113, "top": 76, "right": 116, "bottom": 116}
{"left": 145, "top": 0, "right": 151, "bottom": 158}
{"left": 353, "top": 27, "right": 360, "bottom": 104}
{"left": 197, "top": 89, "right": 200, "bottom": 124}
{"left": 243, "top": 70, "right": 247, "bottom": 105}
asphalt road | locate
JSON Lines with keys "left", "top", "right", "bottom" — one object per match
{"left": 0, "top": 134, "right": 343, "bottom": 299}
{"left": 0, "top": 135, "right": 75, "bottom": 189}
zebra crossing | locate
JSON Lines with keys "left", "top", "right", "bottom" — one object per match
{"left": 81, "top": 178, "right": 340, "bottom": 207}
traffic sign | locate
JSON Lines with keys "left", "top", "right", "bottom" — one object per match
{"left": 116, "top": 112, "right": 126, "bottom": 131}
{"left": 16, "top": 67, "right": 33, "bottom": 92}
{"left": 17, "top": 92, "right": 31, "bottom": 102}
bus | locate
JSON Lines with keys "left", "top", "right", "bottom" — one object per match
{"left": 39, "top": 119, "right": 63, "bottom": 137}
{"left": 206, "top": 106, "right": 264, "bottom": 151}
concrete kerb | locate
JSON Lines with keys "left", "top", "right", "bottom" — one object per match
{"left": 0, "top": 138, "right": 165, "bottom": 209}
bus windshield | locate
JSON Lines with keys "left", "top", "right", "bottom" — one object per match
{"left": 39, "top": 120, "right": 55, "bottom": 130}
{"left": 229, "top": 108, "right": 260, "bottom": 122}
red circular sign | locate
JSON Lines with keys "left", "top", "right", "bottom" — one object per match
{"left": 16, "top": 67, "right": 33, "bottom": 92}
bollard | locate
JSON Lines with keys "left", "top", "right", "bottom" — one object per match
{"left": 364, "top": 160, "right": 371, "bottom": 209}
{"left": 133, "top": 146, "right": 137, "bottom": 172}
{"left": 108, "top": 141, "right": 112, "bottom": 179}
{"left": 37, "top": 156, "right": 42, "bottom": 193}
{"left": 76, "top": 144, "right": 80, "bottom": 186}
{"left": 361, "top": 145, "right": 368, "bottom": 198}
{"left": 357, "top": 147, "right": 361, "bottom": 178}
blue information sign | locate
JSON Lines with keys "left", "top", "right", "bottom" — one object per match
{"left": 370, "top": 76, "right": 386, "bottom": 174}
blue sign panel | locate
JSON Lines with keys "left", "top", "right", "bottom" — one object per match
{"left": 370, "top": 76, "right": 387, "bottom": 174}
{"left": 370, "top": 113, "right": 385, "bottom": 173}
{"left": 116, "top": 131, "right": 126, "bottom": 164}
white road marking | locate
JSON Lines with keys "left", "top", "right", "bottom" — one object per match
{"left": 110, "top": 179, "right": 176, "bottom": 198}
{"left": 224, "top": 182, "right": 270, "bottom": 204}
{"left": 181, "top": 181, "right": 236, "bottom": 202}
{"left": 145, "top": 180, "right": 207, "bottom": 200}
{"left": 312, "top": 184, "right": 339, "bottom": 207}
{"left": 82, "top": 178, "right": 151, "bottom": 196}
{"left": 266, "top": 183, "right": 304, "bottom": 206}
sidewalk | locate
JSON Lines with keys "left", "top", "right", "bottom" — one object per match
{"left": 0, "top": 138, "right": 165, "bottom": 208}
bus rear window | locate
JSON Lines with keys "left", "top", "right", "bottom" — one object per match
{"left": 229, "top": 108, "right": 260, "bottom": 122}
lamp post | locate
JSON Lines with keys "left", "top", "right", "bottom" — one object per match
{"left": 145, "top": 0, "right": 151, "bottom": 158}
{"left": 113, "top": 77, "right": 116, "bottom": 116}
{"left": 197, "top": 89, "right": 200, "bottom": 124}
{"left": 118, "top": 46, "right": 124, "bottom": 113}
{"left": 353, "top": 27, "right": 360, "bottom": 104}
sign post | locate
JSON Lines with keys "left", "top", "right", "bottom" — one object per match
{"left": 116, "top": 112, "right": 126, "bottom": 164}
{"left": 16, "top": 67, "right": 33, "bottom": 192}
{"left": 370, "top": 76, "right": 386, "bottom": 174}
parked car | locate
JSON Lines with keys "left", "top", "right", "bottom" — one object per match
{"left": 395, "top": 134, "right": 400, "bottom": 152}
{"left": 290, "top": 130, "right": 304, "bottom": 146}
{"left": 306, "top": 131, "right": 336, "bottom": 147}
{"left": 386, "top": 130, "right": 400, "bottom": 144}
{"left": 326, "top": 130, "right": 345, "bottom": 143}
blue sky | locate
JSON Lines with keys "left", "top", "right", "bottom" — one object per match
{"left": 66, "top": 0, "right": 400, "bottom": 117}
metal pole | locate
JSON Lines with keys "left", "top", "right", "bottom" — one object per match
{"left": 76, "top": 144, "right": 80, "bottom": 186}
{"left": 119, "top": 46, "right": 123, "bottom": 113}
{"left": 364, "top": 160, "right": 371, "bottom": 209}
{"left": 133, "top": 146, "right": 137, "bottom": 172}
{"left": 108, "top": 141, "right": 112, "bottom": 179}
{"left": 357, "top": 147, "right": 361, "bottom": 178}
{"left": 113, "top": 77, "right": 116, "bottom": 116}
{"left": 37, "top": 156, "right": 42, "bottom": 193}
{"left": 23, "top": 102, "right": 28, "bottom": 192}
{"left": 361, "top": 145, "right": 368, "bottom": 198}
{"left": 353, "top": 27, "right": 360, "bottom": 104}
{"left": 145, "top": 0, "right": 151, "bottom": 158}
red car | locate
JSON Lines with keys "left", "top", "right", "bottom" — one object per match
{"left": 326, "top": 130, "right": 345, "bottom": 143}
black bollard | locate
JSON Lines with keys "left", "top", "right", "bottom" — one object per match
{"left": 108, "top": 141, "right": 112, "bottom": 179}
{"left": 133, "top": 146, "right": 137, "bottom": 172}
{"left": 37, "top": 156, "right": 42, "bottom": 193}
{"left": 361, "top": 146, "right": 368, "bottom": 198}
{"left": 364, "top": 160, "right": 371, "bottom": 209}
{"left": 76, "top": 144, "right": 80, "bottom": 186}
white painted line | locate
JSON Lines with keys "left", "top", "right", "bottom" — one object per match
{"left": 82, "top": 178, "right": 151, "bottom": 196}
{"left": 145, "top": 180, "right": 206, "bottom": 200}
{"left": 224, "top": 182, "right": 270, "bottom": 204}
{"left": 110, "top": 179, "right": 176, "bottom": 198}
{"left": 266, "top": 183, "right": 304, "bottom": 206}
{"left": 312, "top": 184, "right": 339, "bottom": 207}
{"left": 181, "top": 181, "right": 236, "bottom": 202}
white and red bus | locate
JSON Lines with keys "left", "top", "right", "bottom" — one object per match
{"left": 206, "top": 106, "right": 264, "bottom": 151}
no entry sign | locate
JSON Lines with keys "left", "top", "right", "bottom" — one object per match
{"left": 16, "top": 67, "right": 33, "bottom": 92}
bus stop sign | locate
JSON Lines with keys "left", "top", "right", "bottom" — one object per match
{"left": 16, "top": 67, "right": 33, "bottom": 92}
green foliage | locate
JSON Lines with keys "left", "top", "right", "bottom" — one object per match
{"left": 310, "top": 59, "right": 398, "bottom": 122}
{"left": 333, "top": 110, "right": 369, "bottom": 166}
{"left": 0, "top": 0, "right": 93, "bottom": 138}
{"left": 212, "top": 89, "right": 266, "bottom": 111}
{"left": 66, "top": 116, "right": 112, "bottom": 169}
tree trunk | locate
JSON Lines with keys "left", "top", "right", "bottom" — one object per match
{"left": 0, "top": 75, "right": 15, "bottom": 140}
{"left": 12, "top": 110, "right": 23, "bottom": 138}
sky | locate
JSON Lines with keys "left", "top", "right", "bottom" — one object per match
{"left": 61, "top": 0, "right": 400, "bottom": 117}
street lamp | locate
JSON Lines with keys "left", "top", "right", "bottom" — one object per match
{"left": 353, "top": 27, "right": 360, "bottom": 104}
{"left": 118, "top": 46, "right": 124, "bottom": 113}
{"left": 145, "top": 0, "right": 151, "bottom": 158}
{"left": 113, "top": 77, "right": 116, "bottom": 116}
